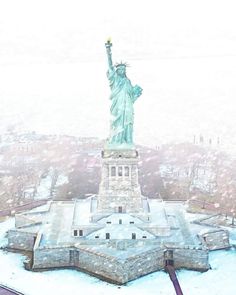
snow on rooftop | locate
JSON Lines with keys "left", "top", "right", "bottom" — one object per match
{"left": 73, "top": 198, "right": 92, "bottom": 225}
{"left": 148, "top": 199, "right": 169, "bottom": 226}
{"left": 87, "top": 224, "right": 155, "bottom": 240}
{"left": 26, "top": 202, "right": 51, "bottom": 213}
{"left": 40, "top": 202, "right": 75, "bottom": 247}
{"left": 97, "top": 213, "right": 142, "bottom": 225}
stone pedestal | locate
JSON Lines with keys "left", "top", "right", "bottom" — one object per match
{"left": 97, "top": 149, "right": 144, "bottom": 213}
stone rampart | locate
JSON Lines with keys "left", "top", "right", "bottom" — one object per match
{"left": 8, "top": 230, "right": 37, "bottom": 251}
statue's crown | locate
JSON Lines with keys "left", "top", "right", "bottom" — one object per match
{"left": 115, "top": 61, "right": 129, "bottom": 68}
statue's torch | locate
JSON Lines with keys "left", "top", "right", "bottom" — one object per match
{"left": 105, "top": 37, "right": 112, "bottom": 48}
{"left": 105, "top": 38, "right": 113, "bottom": 68}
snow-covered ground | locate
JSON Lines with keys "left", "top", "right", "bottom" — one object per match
{"left": 34, "top": 175, "right": 52, "bottom": 200}
{"left": 34, "top": 170, "right": 69, "bottom": 200}
{"left": 0, "top": 217, "right": 236, "bottom": 295}
{"left": 56, "top": 175, "right": 68, "bottom": 187}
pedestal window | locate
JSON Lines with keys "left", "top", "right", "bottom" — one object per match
{"left": 111, "top": 166, "right": 116, "bottom": 177}
{"left": 118, "top": 206, "right": 123, "bottom": 213}
{"left": 124, "top": 166, "right": 129, "bottom": 177}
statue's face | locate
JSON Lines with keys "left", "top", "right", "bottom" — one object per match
{"left": 116, "top": 66, "right": 126, "bottom": 77}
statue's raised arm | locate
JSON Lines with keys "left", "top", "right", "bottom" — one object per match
{"left": 105, "top": 39, "right": 113, "bottom": 70}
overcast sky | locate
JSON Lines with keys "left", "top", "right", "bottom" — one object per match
{"left": 0, "top": 0, "right": 236, "bottom": 152}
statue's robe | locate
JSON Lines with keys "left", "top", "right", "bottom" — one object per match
{"left": 107, "top": 67, "right": 139, "bottom": 145}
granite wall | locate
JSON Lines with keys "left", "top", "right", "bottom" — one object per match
{"left": 31, "top": 244, "right": 209, "bottom": 284}
{"left": 8, "top": 230, "right": 37, "bottom": 251}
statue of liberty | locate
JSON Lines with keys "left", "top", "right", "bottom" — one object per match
{"left": 105, "top": 39, "right": 142, "bottom": 148}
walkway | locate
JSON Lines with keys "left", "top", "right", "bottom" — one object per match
{"left": 0, "top": 285, "right": 24, "bottom": 295}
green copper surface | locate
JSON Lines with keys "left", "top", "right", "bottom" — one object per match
{"left": 105, "top": 40, "right": 142, "bottom": 148}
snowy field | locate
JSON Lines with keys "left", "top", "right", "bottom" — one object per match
{"left": 0, "top": 218, "right": 236, "bottom": 295}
